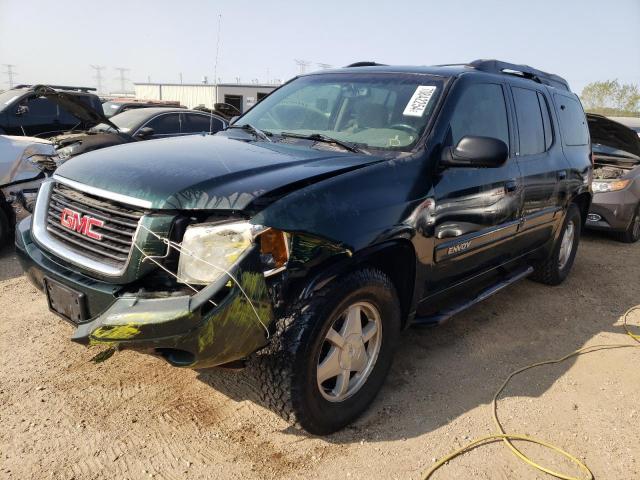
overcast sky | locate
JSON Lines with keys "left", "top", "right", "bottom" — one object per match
{"left": 1, "top": 0, "right": 639, "bottom": 95}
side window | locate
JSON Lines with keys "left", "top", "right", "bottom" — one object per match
{"left": 145, "top": 113, "right": 180, "bottom": 135}
{"left": 449, "top": 83, "right": 509, "bottom": 147}
{"left": 554, "top": 94, "right": 589, "bottom": 146}
{"left": 182, "top": 114, "right": 224, "bottom": 133}
{"left": 23, "top": 97, "right": 58, "bottom": 121}
{"left": 512, "top": 87, "right": 545, "bottom": 155}
{"left": 538, "top": 92, "right": 553, "bottom": 150}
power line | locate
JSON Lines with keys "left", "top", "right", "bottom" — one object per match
{"left": 89, "top": 65, "right": 106, "bottom": 93}
{"left": 3, "top": 64, "right": 17, "bottom": 89}
{"left": 114, "top": 67, "right": 131, "bottom": 93}
{"left": 294, "top": 59, "right": 311, "bottom": 74}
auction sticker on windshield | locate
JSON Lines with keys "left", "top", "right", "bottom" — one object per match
{"left": 403, "top": 86, "right": 437, "bottom": 117}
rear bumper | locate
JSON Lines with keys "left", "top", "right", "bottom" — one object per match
{"left": 586, "top": 190, "right": 638, "bottom": 232}
{"left": 15, "top": 218, "right": 274, "bottom": 368}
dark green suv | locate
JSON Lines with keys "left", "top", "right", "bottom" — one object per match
{"left": 16, "top": 60, "right": 592, "bottom": 434}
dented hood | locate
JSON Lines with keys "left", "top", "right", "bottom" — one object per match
{"left": 54, "top": 134, "right": 386, "bottom": 210}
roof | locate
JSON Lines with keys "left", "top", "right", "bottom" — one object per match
{"left": 306, "top": 59, "right": 572, "bottom": 91}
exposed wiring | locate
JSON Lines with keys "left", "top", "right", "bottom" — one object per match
{"left": 423, "top": 305, "right": 640, "bottom": 480}
{"left": 131, "top": 241, "right": 217, "bottom": 307}
{"left": 136, "top": 223, "right": 270, "bottom": 338}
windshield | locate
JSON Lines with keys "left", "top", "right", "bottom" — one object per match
{"left": 102, "top": 101, "right": 122, "bottom": 118}
{"left": 237, "top": 73, "right": 443, "bottom": 151}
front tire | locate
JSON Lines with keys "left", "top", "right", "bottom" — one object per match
{"left": 252, "top": 268, "right": 401, "bottom": 435}
{"left": 617, "top": 204, "right": 640, "bottom": 243}
{"left": 0, "top": 207, "right": 10, "bottom": 248}
{"left": 530, "top": 203, "right": 582, "bottom": 285}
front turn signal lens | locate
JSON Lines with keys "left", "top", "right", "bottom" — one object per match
{"left": 259, "top": 228, "right": 289, "bottom": 274}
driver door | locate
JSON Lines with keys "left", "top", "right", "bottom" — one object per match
{"left": 426, "top": 79, "right": 523, "bottom": 295}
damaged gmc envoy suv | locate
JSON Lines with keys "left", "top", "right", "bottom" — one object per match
{"left": 16, "top": 60, "right": 592, "bottom": 434}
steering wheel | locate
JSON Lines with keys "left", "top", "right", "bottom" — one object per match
{"left": 389, "top": 123, "right": 419, "bottom": 135}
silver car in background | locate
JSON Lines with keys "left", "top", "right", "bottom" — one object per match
{"left": 0, "top": 135, "right": 59, "bottom": 245}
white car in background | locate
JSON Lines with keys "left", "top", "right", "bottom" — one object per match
{"left": 608, "top": 116, "right": 640, "bottom": 138}
{"left": 0, "top": 135, "right": 58, "bottom": 246}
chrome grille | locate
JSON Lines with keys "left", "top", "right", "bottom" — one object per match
{"left": 45, "top": 183, "right": 144, "bottom": 270}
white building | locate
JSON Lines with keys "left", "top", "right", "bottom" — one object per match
{"left": 133, "top": 82, "right": 279, "bottom": 113}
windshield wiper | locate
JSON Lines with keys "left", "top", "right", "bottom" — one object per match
{"left": 279, "top": 132, "right": 364, "bottom": 153}
{"left": 227, "top": 123, "right": 272, "bottom": 142}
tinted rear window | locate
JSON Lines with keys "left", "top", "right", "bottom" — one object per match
{"left": 554, "top": 94, "right": 588, "bottom": 146}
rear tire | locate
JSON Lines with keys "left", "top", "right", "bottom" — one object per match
{"left": 530, "top": 203, "right": 581, "bottom": 286}
{"left": 0, "top": 207, "right": 9, "bottom": 248}
{"left": 250, "top": 268, "right": 401, "bottom": 435}
{"left": 617, "top": 204, "right": 640, "bottom": 243}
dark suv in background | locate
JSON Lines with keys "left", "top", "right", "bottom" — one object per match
{"left": 16, "top": 59, "right": 592, "bottom": 434}
{"left": 0, "top": 85, "right": 104, "bottom": 137}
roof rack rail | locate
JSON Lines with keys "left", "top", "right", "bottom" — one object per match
{"left": 13, "top": 84, "right": 97, "bottom": 92}
{"left": 345, "top": 61, "right": 387, "bottom": 68}
{"left": 468, "top": 59, "right": 570, "bottom": 91}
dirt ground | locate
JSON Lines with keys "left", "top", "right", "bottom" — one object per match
{"left": 1, "top": 230, "right": 639, "bottom": 480}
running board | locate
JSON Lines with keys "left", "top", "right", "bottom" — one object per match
{"left": 412, "top": 266, "right": 534, "bottom": 327}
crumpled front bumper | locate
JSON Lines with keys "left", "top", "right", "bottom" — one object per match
{"left": 15, "top": 218, "right": 274, "bottom": 368}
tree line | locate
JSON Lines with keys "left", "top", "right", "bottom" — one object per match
{"left": 580, "top": 79, "right": 639, "bottom": 117}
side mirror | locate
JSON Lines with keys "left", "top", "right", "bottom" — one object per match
{"left": 229, "top": 116, "right": 240, "bottom": 125}
{"left": 440, "top": 136, "right": 508, "bottom": 168}
{"left": 135, "top": 127, "right": 154, "bottom": 139}
{"left": 15, "top": 105, "right": 29, "bottom": 116}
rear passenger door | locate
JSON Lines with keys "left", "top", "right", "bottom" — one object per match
{"left": 509, "top": 85, "right": 568, "bottom": 250}
{"left": 181, "top": 113, "right": 225, "bottom": 135}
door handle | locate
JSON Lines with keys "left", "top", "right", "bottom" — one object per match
{"left": 557, "top": 170, "right": 567, "bottom": 180}
{"left": 505, "top": 179, "right": 518, "bottom": 193}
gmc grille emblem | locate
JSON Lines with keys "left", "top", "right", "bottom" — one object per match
{"left": 60, "top": 208, "right": 104, "bottom": 240}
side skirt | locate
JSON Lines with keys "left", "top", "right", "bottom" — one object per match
{"left": 412, "top": 265, "right": 534, "bottom": 327}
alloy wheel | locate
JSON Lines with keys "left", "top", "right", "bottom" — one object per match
{"left": 316, "top": 301, "right": 383, "bottom": 402}
{"left": 558, "top": 220, "right": 575, "bottom": 270}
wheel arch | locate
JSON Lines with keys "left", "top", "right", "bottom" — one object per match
{"left": 571, "top": 191, "right": 592, "bottom": 227}
{"left": 296, "top": 238, "right": 417, "bottom": 328}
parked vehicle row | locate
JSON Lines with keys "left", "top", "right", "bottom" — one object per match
{"left": 15, "top": 59, "right": 595, "bottom": 434}
{"left": 0, "top": 86, "right": 227, "bottom": 246}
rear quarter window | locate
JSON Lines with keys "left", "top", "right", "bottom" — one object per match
{"left": 554, "top": 94, "right": 588, "bottom": 146}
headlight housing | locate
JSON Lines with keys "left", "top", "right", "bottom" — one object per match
{"left": 176, "top": 221, "right": 289, "bottom": 285}
{"left": 56, "top": 143, "right": 81, "bottom": 160}
{"left": 592, "top": 179, "right": 631, "bottom": 193}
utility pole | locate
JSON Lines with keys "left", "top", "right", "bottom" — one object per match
{"left": 114, "top": 67, "right": 130, "bottom": 93}
{"left": 294, "top": 59, "right": 311, "bottom": 75}
{"left": 89, "top": 65, "right": 105, "bottom": 93}
{"left": 3, "top": 64, "right": 17, "bottom": 89}
{"left": 179, "top": 72, "right": 183, "bottom": 84}
{"left": 213, "top": 13, "right": 222, "bottom": 106}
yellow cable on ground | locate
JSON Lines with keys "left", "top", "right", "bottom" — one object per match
{"left": 423, "top": 305, "right": 640, "bottom": 480}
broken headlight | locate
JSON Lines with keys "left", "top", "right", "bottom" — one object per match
{"left": 176, "top": 221, "right": 290, "bottom": 285}
{"left": 592, "top": 179, "right": 631, "bottom": 193}
{"left": 56, "top": 143, "right": 81, "bottom": 161}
